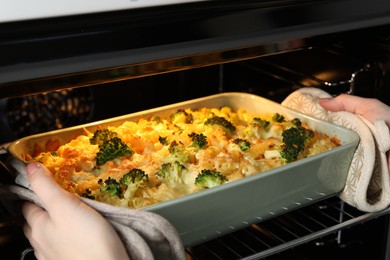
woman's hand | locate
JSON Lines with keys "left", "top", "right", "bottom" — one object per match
{"left": 320, "top": 93, "right": 390, "bottom": 174}
{"left": 22, "top": 162, "right": 130, "bottom": 260}
{"left": 319, "top": 94, "right": 390, "bottom": 127}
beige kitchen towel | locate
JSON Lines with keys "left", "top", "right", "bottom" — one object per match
{"left": 282, "top": 87, "right": 390, "bottom": 212}
{"left": 0, "top": 183, "right": 186, "bottom": 260}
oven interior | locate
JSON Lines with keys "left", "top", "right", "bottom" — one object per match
{"left": 2, "top": 12, "right": 390, "bottom": 260}
{"left": 3, "top": 26, "right": 390, "bottom": 143}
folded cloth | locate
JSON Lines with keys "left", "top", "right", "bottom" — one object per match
{"left": 1, "top": 160, "right": 186, "bottom": 260}
{"left": 282, "top": 87, "right": 390, "bottom": 212}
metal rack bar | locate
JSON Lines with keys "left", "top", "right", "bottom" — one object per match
{"left": 186, "top": 197, "right": 390, "bottom": 259}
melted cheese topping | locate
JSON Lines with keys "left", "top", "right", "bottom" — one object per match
{"left": 33, "top": 107, "right": 340, "bottom": 209}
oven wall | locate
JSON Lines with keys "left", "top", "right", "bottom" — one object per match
{"left": 3, "top": 29, "right": 390, "bottom": 143}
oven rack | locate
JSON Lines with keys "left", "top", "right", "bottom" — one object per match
{"left": 186, "top": 196, "right": 390, "bottom": 259}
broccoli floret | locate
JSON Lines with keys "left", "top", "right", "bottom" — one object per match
{"left": 90, "top": 129, "right": 118, "bottom": 146}
{"left": 233, "top": 138, "right": 251, "bottom": 151}
{"left": 280, "top": 145, "right": 300, "bottom": 163}
{"left": 120, "top": 168, "right": 148, "bottom": 185}
{"left": 282, "top": 127, "right": 306, "bottom": 151}
{"left": 81, "top": 189, "right": 95, "bottom": 200}
{"left": 156, "top": 161, "right": 188, "bottom": 185}
{"left": 288, "top": 118, "right": 314, "bottom": 142}
{"left": 188, "top": 132, "right": 207, "bottom": 150}
{"left": 284, "top": 125, "right": 314, "bottom": 149}
{"left": 152, "top": 116, "right": 162, "bottom": 124}
{"left": 195, "top": 169, "right": 228, "bottom": 188}
{"left": 204, "top": 116, "right": 236, "bottom": 134}
{"left": 290, "top": 118, "right": 302, "bottom": 127}
{"left": 280, "top": 125, "right": 314, "bottom": 163}
{"left": 168, "top": 141, "right": 191, "bottom": 162}
{"left": 98, "top": 177, "right": 122, "bottom": 197}
{"left": 120, "top": 168, "right": 149, "bottom": 200}
{"left": 170, "top": 109, "right": 193, "bottom": 124}
{"left": 159, "top": 136, "right": 168, "bottom": 145}
{"left": 96, "top": 137, "right": 133, "bottom": 166}
{"left": 252, "top": 117, "right": 271, "bottom": 131}
{"left": 272, "top": 113, "right": 285, "bottom": 123}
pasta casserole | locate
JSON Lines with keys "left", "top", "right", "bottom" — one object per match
{"left": 31, "top": 106, "right": 340, "bottom": 209}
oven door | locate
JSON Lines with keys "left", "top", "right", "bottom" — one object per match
{"left": 1, "top": 0, "right": 390, "bottom": 98}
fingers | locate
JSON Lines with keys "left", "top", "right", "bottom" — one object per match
{"left": 22, "top": 201, "right": 48, "bottom": 230}
{"left": 388, "top": 151, "right": 390, "bottom": 175}
{"left": 25, "top": 162, "right": 76, "bottom": 217}
{"left": 22, "top": 201, "right": 47, "bottom": 258}
{"left": 319, "top": 94, "right": 369, "bottom": 113}
{"left": 320, "top": 94, "right": 390, "bottom": 126}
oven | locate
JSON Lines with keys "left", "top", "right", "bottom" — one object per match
{"left": 1, "top": 0, "right": 390, "bottom": 259}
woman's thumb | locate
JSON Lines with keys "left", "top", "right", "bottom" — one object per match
{"left": 25, "top": 162, "right": 66, "bottom": 211}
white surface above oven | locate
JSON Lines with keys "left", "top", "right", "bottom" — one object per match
{"left": 0, "top": 0, "right": 205, "bottom": 23}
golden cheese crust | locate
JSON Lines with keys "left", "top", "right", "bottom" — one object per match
{"left": 33, "top": 107, "right": 340, "bottom": 209}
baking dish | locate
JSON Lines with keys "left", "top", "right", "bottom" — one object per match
{"left": 8, "top": 92, "right": 359, "bottom": 247}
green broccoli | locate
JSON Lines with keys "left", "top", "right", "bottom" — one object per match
{"left": 188, "top": 132, "right": 208, "bottom": 150}
{"left": 282, "top": 127, "right": 306, "bottom": 150}
{"left": 81, "top": 189, "right": 95, "bottom": 200}
{"left": 96, "top": 137, "right": 133, "bottom": 166}
{"left": 280, "top": 144, "right": 300, "bottom": 163}
{"left": 168, "top": 140, "right": 191, "bottom": 162}
{"left": 290, "top": 118, "right": 302, "bottom": 127}
{"left": 233, "top": 138, "right": 251, "bottom": 151}
{"left": 152, "top": 116, "right": 162, "bottom": 124}
{"left": 120, "top": 168, "right": 149, "bottom": 200}
{"left": 204, "top": 116, "right": 236, "bottom": 134}
{"left": 90, "top": 129, "right": 118, "bottom": 146}
{"left": 279, "top": 124, "right": 314, "bottom": 163}
{"left": 195, "top": 169, "right": 228, "bottom": 188}
{"left": 272, "top": 113, "right": 285, "bottom": 123}
{"left": 288, "top": 118, "right": 314, "bottom": 143}
{"left": 159, "top": 136, "right": 168, "bottom": 145}
{"left": 156, "top": 161, "right": 188, "bottom": 185}
{"left": 98, "top": 177, "right": 122, "bottom": 197}
{"left": 170, "top": 109, "right": 193, "bottom": 124}
{"left": 252, "top": 117, "right": 271, "bottom": 131}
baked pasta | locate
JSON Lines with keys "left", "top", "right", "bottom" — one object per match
{"left": 32, "top": 107, "right": 340, "bottom": 209}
